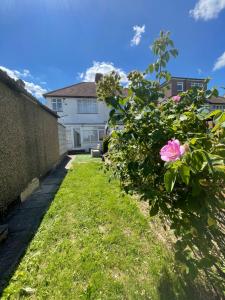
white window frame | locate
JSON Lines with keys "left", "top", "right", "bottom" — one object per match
{"left": 98, "top": 129, "right": 105, "bottom": 141}
{"left": 82, "top": 128, "right": 105, "bottom": 144}
{"left": 51, "top": 99, "right": 63, "bottom": 112}
{"left": 177, "top": 82, "right": 184, "bottom": 92}
{"left": 77, "top": 99, "right": 98, "bottom": 114}
{"left": 191, "top": 82, "right": 203, "bottom": 88}
{"left": 214, "top": 105, "right": 225, "bottom": 111}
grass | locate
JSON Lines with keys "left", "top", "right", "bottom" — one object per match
{"left": 2, "top": 155, "right": 211, "bottom": 299}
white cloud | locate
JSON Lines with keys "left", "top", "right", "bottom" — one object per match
{"left": 80, "top": 61, "right": 128, "bottom": 84}
{"left": 23, "top": 81, "right": 47, "bottom": 99}
{"left": 197, "top": 68, "right": 203, "bottom": 74}
{"left": 213, "top": 51, "right": 225, "bottom": 71}
{"left": 0, "top": 66, "right": 47, "bottom": 99}
{"left": 130, "top": 25, "right": 145, "bottom": 46}
{"left": 190, "top": 0, "right": 225, "bottom": 20}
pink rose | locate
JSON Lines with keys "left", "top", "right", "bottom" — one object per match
{"left": 160, "top": 139, "right": 186, "bottom": 162}
{"left": 172, "top": 95, "right": 181, "bottom": 103}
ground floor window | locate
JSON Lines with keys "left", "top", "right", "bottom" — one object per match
{"left": 83, "top": 130, "right": 98, "bottom": 144}
{"left": 213, "top": 105, "right": 225, "bottom": 111}
{"left": 67, "top": 126, "right": 106, "bottom": 149}
{"left": 82, "top": 128, "right": 105, "bottom": 144}
{"left": 98, "top": 129, "right": 105, "bottom": 141}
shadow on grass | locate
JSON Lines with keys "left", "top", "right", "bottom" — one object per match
{"left": 157, "top": 267, "right": 217, "bottom": 300}
{"left": 0, "top": 155, "right": 71, "bottom": 296}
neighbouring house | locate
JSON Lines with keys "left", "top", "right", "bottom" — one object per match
{"left": 160, "top": 76, "right": 207, "bottom": 97}
{"left": 44, "top": 74, "right": 109, "bottom": 152}
{"left": 207, "top": 96, "right": 225, "bottom": 111}
{"left": 160, "top": 76, "right": 225, "bottom": 110}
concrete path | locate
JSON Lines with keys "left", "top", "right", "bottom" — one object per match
{"left": 0, "top": 155, "right": 74, "bottom": 294}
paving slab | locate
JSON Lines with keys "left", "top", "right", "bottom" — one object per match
{"left": 16, "top": 194, "right": 53, "bottom": 210}
{"left": 0, "top": 155, "right": 74, "bottom": 295}
{"left": 34, "top": 183, "right": 59, "bottom": 195}
{"left": 0, "top": 225, "right": 8, "bottom": 243}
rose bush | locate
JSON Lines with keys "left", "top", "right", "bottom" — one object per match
{"left": 97, "top": 32, "right": 225, "bottom": 294}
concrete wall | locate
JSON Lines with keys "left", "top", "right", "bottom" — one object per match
{"left": 58, "top": 123, "right": 68, "bottom": 156}
{"left": 0, "top": 80, "right": 60, "bottom": 213}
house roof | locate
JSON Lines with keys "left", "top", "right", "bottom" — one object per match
{"left": 207, "top": 96, "right": 225, "bottom": 104}
{"left": 169, "top": 76, "right": 205, "bottom": 81}
{"left": 43, "top": 82, "right": 97, "bottom": 98}
{"left": 0, "top": 69, "right": 58, "bottom": 118}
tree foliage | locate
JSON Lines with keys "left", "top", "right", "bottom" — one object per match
{"left": 97, "top": 31, "right": 225, "bottom": 295}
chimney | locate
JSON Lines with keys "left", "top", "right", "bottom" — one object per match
{"left": 95, "top": 73, "right": 103, "bottom": 83}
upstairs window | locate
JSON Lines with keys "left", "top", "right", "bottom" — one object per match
{"left": 191, "top": 82, "right": 203, "bottom": 88}
{"left": 52, "top": 99, "right": 63, "bottom": 112}
{"left": 78, "top": 99, "right": 98, "bottom": 114}
{"left": 177, "top": 82, "right": 184, "bottom": 92}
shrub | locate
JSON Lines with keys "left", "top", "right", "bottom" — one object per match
{"left": 97, "top": 31, "right": 225, "bottom": 294}
{"left": 102, "top": 135, "right": 110, "bottom": 154}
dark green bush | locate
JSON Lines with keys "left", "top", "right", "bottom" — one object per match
{"left": 102, "top": 135, "right": 110, "bottom": 154}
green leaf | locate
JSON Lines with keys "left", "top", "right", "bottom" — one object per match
{"left": 191, "top": 150, "right": 205, "bottom": 172}
{"left": 212, "top": 112, "right": 225, "bottom": 132}
{"left": 109, "top": 109, "right": 116, "bottom": 118}
{"left": 214, "top": 144, "right": 225, "bottom": 157}
{"left": 149, "top": 203, "right": 159, "bottom": 217}
{"left": 213, "top": 165, "right": 225, "bottom": 179}
{"left": 190, "top": 138, "right": 197, "bottom": 145}
{"left": 202, "top": 151, "right": 214, "bottom": 174}
{"left": 204, "top": 110, "right": 222, "bottom": 120}
{"left": 207, "top": 216, "right": 216, "bottom": 227}
{"left": 164, "top": 169, "right": 177, "bottom": 192}
{"left": 199, "top": 257, "right": 214, "bottom": 268}
{"left": 180, "top": 115, "right": 188, "bottom": 121}
{"left": 148, "top": 64, "right": 154, "bottom": 73}
{"left": 155, "top": 63, "right": 159, "bottom": 72}
{"left": 212, "top": 88, "right": 219, "bottom": 97}
{"left": 180, "top": 165, "right": 190, "bottom": 185}
{"left": 170, "top": 49, "right": 178, "bottom": 57}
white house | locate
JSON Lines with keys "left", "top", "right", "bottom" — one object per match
{"left": 44, "top": 74, "right": 110, "bottom": 152}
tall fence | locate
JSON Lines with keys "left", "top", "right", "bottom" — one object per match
{"left": 0, "top": 70, "right": 61, "bottom": 214}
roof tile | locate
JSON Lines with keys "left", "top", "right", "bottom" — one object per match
{"left": 44, "top": 82, "right": 97, "bottom": 98}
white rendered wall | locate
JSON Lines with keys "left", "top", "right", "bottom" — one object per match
{"left": 46, "top": 97, "right": 110, "bottom": 125}
{"left": 57, "top": 123, "right": 68, "bottom": 155}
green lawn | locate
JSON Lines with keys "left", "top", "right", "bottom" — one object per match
{"left": 2, "top": 155, "right": 211, "bottom": 299}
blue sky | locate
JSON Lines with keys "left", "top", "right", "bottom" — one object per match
{"left": 0, "top": 0, "right": 225, "bottom": 101}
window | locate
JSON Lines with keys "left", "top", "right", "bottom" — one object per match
{"left": 52, "top": 99, "right": 63, "bottom": 112}
{"left": 98, "top": 130, "right": 105, "bottom": 141}
{"left": 77, "top": 99, "right": 97, "bottom": 114}
{"left": 213, "top": 105, "right": 225, "bottom": 111}
{"left": 177, "top": 82, "right": 184, "bottom": 92}
{"left": 82, "top": 129, "right": 105, "bottom": 144}
{"left": 83, "top": 130, "right": 98, "bottom": 144}
{"left": 191, "top": 82, "right": 203, "bottom": 88}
